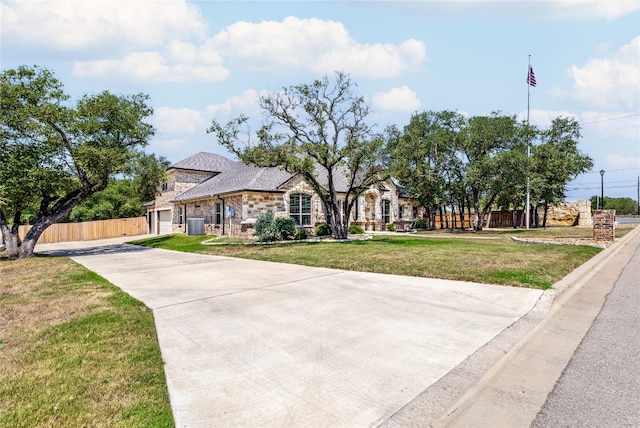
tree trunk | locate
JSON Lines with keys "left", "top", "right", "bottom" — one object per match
{"left": 542, "top": 200, "right": 549, "bottom": 228}
{"left": 472, "top": 197, "right": 482, "bottom": 231}
{"left": 2, "top": 231, "right": 20, "bottom": 260}
{"left": 0, "top": 212, "right": 22, "bottom": 260}
{"left": 17, "top": 219, "right": 54, "bottom": 258}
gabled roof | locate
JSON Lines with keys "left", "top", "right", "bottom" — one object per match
{"left": 169, "top": 151, "right": 237, "bottom": 173}
{"left": 169, "top": 152, "right": 398, "bottom": 202}
{"left": 172, "top": 162, "right": 292, "bottom": 201}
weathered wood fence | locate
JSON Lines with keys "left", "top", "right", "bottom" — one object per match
{"left": 431, "top": 210, "right": 525, "bottom": 229}
{"left": 18, "top": 217, "right": 148, "bottom": 244}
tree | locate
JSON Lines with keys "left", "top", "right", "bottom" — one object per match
{"left": 386, "top": 111, "right": 463, "bottom": 230}
{"left": 459, "top": 112, "right": 525, "bottom": 230}
{"left": 133, "top": 153, "right": 170, "bottom": 203}
{"left": 591, "top": 196, "right": 638, "bottom": 215}
{"left": 532, "top": 117, "right": 592, "bottom": 227}
{"left": 208, "top": 72, "right": 387, "bottom": 239}
{"left": 0, "top": 66, "right": 154, "bottom": 259}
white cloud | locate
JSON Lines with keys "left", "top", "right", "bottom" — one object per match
{"left": 0, "top": 0, "right": 207, "bottom": 50}
{"left": 204, "top": 89, "right": 267, "bottom": 120}
{"left": 518, "top": 109, "right": 579, "bottom": 128}
{"left": 550, "top": 0, "right": 640, "bottom": 20}
{"left": 356, "top": 0, "right": 639, "bottom": 21}
{"left": 152, "top": 107, "right": 206, "bottom": 135}
{"left": 372, "top": 86, "right": 421, "bottom": 112}
{"left": 210, "top": 16, "right": 426, "bottom": 78}
{"left": 70, "top": 15, "right": 426, "bottom": 82}
{"left": 566, "top": 37, "right": 640, "bottom": 110}
{"left": 581, "top": 111, "right": 640, "bottom": 140}
{"left": 603, "top": 154, "right": 640, "bottom": 169}
{"left": 73, "top": 50, "right": 229, "bottom": 82}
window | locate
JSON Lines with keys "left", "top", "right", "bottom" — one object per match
{"left": 354, "top": 197, "right": 360, "bottom": 220}
{"left": 399, "top": 205, "right": 404, "bottom": 220}
{"left": 161, "top": 181, "right": 168, "bottom": 191}
{"left": 215, "top": 202, "right": 222, "bottom": 225}
{"left": 290, "top": 194, "right": 311, "bottom": 226}
{"left": 178, "top": 206, "right": 183, "bottom": 225}
{"left": 382, "top": 200, "right": 391, "bottom": 225}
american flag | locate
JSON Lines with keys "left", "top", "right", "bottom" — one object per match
{"left": 527, "top": 66, "right": 537, "bottom": 87}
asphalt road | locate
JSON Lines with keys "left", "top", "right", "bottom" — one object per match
{"left": 617, "top": 216, "right": 640, "bottom": 224}
{"left": 531, "top": 242, "right": 640, "bottom": 427}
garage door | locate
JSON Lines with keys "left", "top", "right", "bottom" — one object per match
{"left": 158, "top": 210, "right": 172, "bottom": 235}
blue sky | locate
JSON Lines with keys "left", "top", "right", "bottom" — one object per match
{"left": 2, "top": 0, "right": 639, "bottom": 201}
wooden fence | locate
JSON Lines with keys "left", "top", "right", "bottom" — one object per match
{"left": 430, "top": 210, "right": 526, "bottom": 229}
{"left": 18, "top": 217, "right": 148, "bottom": 244}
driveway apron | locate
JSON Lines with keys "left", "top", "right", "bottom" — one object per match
{"left": 37, "top": 241, "right": 542, "bottom": 427}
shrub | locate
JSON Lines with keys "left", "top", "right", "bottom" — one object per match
{"left": 254, "top": 213, "right": 297, "bottom": 242}
{"left": 274, "top": 217, "right": 297, "bottom": 240}
{"left": 386, "top": 223, "right": 396, "bottom": 232}
{"left": 254, "top": 212, "right": 275, "bottom": 241}
{"left": 315, "top": 223, "right": 332, "bottom": 236}
{"left": 348, "top": 225, "right": 364, "bottom": 234}
{"left": 413, "top": 218, "right": 427, "bottom": 229}
{"left": 294, "top": 229, "right": 308, "bottom": 240}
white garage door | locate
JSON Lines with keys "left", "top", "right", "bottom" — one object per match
{"left": 158, "top": 210, "right": 172, "bottom": 235}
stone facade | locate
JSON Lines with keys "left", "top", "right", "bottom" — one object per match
{"left": 537, "top": 200, "right": 591, "bottom": 227}
{"left": 146, "top": 152, "right": 421, "bottom": 238}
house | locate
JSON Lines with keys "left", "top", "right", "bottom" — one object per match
{"left": 146, "top": 152, "right": 421, "bottom": 237}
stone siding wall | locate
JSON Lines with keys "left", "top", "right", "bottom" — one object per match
{"left": 537, "top": 200, "right": 591, "bottom": 227}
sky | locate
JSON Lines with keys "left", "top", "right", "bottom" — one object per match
{"left": 1, "top": 0, "right": 639, "bottom": 202}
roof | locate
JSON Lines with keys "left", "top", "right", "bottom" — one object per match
{"left": 172, "top": 161, "right": 292, "bottom": 201}
{"left": 169, "top": 152, "right": 397, "bottom": 202}
{"left": 169, "top": 152, "right": 237, "bottom": 173}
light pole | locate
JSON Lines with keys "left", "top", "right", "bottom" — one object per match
{"left": 599, "top": 169, "right": 605, "bottom": 210}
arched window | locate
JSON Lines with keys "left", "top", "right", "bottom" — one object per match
{"left": 290, "top": 194, "right": 311, "bottom": 226}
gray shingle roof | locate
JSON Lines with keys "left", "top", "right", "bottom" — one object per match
{"left": 169, "top": 152, "right": 388, "bottom": 202}
{"left": 172, "top": 161, "right": 292, "bottom": 201}
{"left": 169, "top": 152, "right": 237, "bottom": 173}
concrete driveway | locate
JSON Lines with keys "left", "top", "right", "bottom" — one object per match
{"left": 37, "top": 238, "right": 543, "bottom": 427}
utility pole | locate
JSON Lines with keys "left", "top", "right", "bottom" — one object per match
{"left": 599, "top": 169, "right": 605, "bottom": 210}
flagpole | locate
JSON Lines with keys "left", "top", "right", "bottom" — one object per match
{"left": 525, "top": 54, "right": 531, "bottom": 230}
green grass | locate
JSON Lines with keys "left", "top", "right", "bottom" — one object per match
{"left": 0, "top": 256, "right": 173, "bottom": 428}
{"left": 129, "top": 227, "right": 617, "bottom": 289}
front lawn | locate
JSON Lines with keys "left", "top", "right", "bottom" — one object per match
{"left": 129, "top": 228, "right": 615, "bottom": 289}
{"left": 0, "top": 256, "right": 174, "bottom": 427}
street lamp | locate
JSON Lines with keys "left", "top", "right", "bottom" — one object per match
{"left": 599, "top": 169, "right": 605, "bottom": 210}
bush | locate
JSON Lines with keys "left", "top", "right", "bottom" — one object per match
{"left": 254, "top": 213, "right": 297, "bottom": 242}
{"left": 315, "top": 223, "right": 332, "bottom": 236}
{"left": 386, "top": 223, "right": 396, "bottom": 232}
{"left": 412, "top": 218, "right": 427, "bottom": 229}
{"left": 294, "top": 229, "right": 308, "bottom": 240}
{"left": 274, "top": 217, "right": 297, "bottom": 240}
{"left": 348, "top": 225, "right": 364, "bottom": 234}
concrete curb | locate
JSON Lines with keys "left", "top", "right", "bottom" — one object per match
{"left": 427, "top": 225, "right": 640, "bottom": 427}
{"left": 532, "top": 225, "right": 640, "bottom": 313}
{"left": 381, "top": 225, "right": 640, "bottom": 427}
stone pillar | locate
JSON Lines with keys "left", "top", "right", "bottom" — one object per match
{"left": 578, "top": 199, "right": 592, "bottom": 227}
{"left": 593, "top": 210, "right": 616, "bottom": 242}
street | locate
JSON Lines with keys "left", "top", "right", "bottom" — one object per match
{"left": 532, "top": 242, "right": 640, "bottom": 427}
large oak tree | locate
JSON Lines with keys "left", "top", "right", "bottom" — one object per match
{"left": 0, "top": 66, "right": 155, "bottom": 259}
{"left": 208, "top": 72, "right": 387, "bottom": 239}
